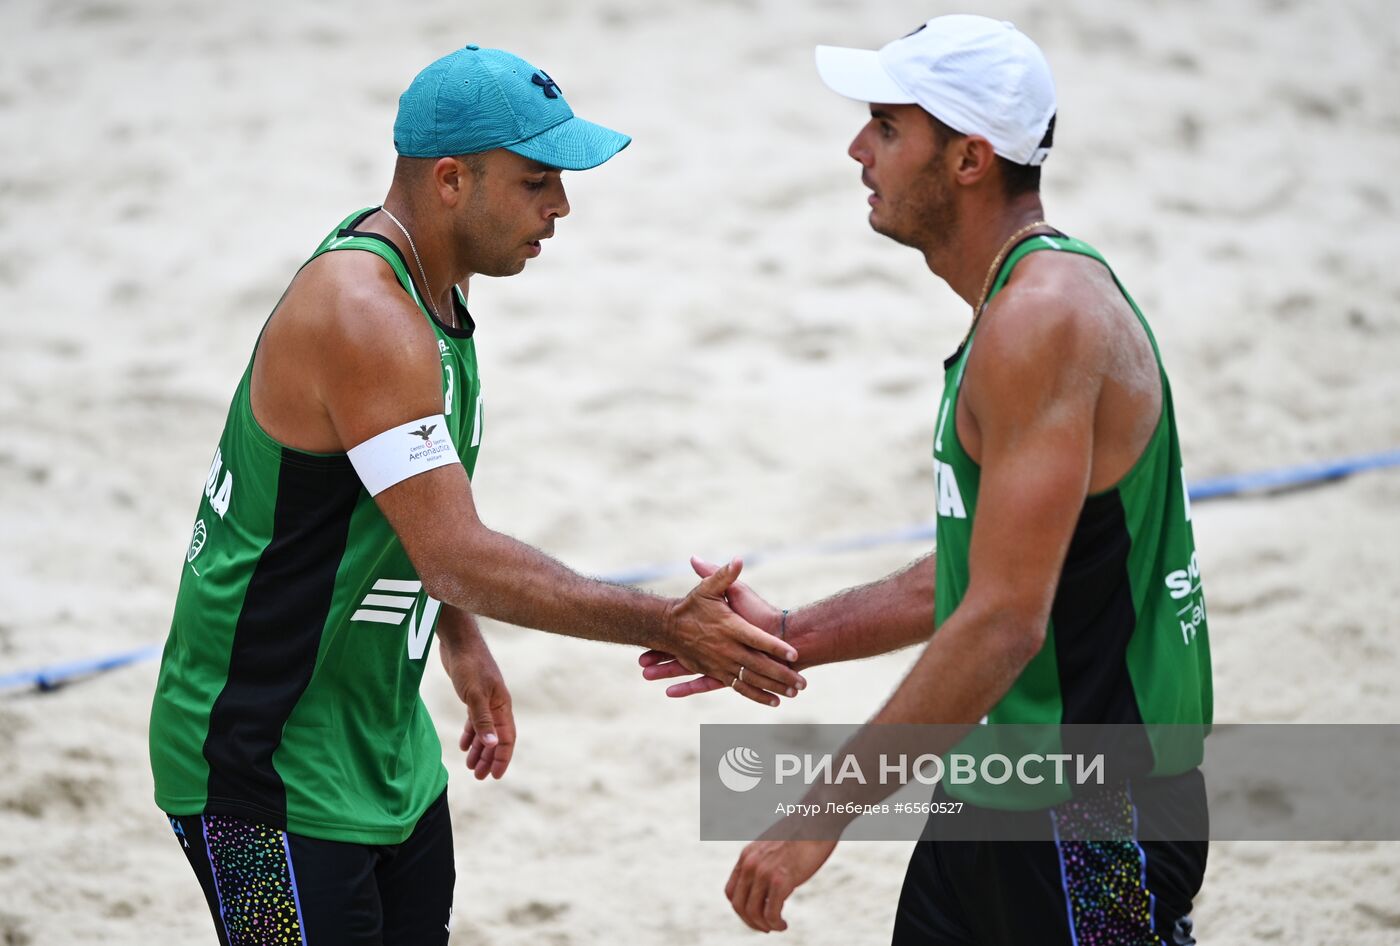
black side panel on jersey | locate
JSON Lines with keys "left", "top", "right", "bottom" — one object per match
{"left": 1051, "top": 490, "right": 1155, "bottom": 776}
{"left": 202, "top": 450, "right": 361, "bottom": 825}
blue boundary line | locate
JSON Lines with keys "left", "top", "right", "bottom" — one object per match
{"left": 4, "top": 449, "right": 1398, "bottom": 694}
{"left": 0, "top": 643, "right": 164, "bottom": 694}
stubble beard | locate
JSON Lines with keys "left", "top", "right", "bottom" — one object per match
{"left": 456, "top": 186, "right": 526, "bottom": 278}
{"left": 871, "top": 151, "right": 958, "bottom": 259}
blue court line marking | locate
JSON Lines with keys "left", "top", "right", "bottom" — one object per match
{"left": 0, "top": 643, "right": 164, "bottom": 693}
{"left": 604, "top": 448, "right": 1400, "bottom": 585}
{"left": 3, "top": 448, "right": 1398, "bottom": 694}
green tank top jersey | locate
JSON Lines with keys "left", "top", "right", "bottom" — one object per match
{"left": 933, "top": 233, "right": 1212, "bottom": 794}
{"left": 149, "top": 208, "right": 484, "bottom": 844}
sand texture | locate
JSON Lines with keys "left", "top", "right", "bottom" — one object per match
{"left": 1, "top": 0, "right": 1398, "bottom": 942}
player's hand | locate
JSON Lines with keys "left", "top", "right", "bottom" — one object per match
{"left": 640, "top": 556, "right": 794, "bottom": 698}
{"left": 442, "top": 631, "right": 516, "bottom": 780}
{"left": 726, "top": 835, "right": 838, "bottom": 933}
{"left": 660, "top": 558, "right": 805, "bottom": 707}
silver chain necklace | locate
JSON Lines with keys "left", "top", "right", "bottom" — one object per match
{"left": 379, "top": 205, "right": 449, "bottom": 325}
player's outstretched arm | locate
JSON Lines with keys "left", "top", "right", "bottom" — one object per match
{"left": 309, "top": 270, "right": 804, "bottom": 707}
{"left": 720, "top": 283, "right": 1107, "bottom": 933}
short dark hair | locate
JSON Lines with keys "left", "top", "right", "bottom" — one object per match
{"left": 457, "top": 152, "right": 487, "bottom": 177}
{"left": 392, "top": 152, "right": 487, "bottom": 188}
{"left": 925, "top": 113, "right": 1041, "bottom": 199}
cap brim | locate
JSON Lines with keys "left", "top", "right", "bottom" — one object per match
{"left": 815, "top": 45, "right": 916, "bottom": 104}
{"left": 506, "top": 115, "right": 631, "bottom": 171}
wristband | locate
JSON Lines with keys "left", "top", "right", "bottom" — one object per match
{"left": 780, "top": 608, "right": 790, "bottom": 642}
{"left": 347, "top": 414, "right": 458, "bottom": 496}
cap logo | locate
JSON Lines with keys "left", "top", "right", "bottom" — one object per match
{"left": 531, "top": 71, "right": 561, "bottom": 99}
{"left": 903, "top": 23, "right": 928, "bottom": 38}
{"left": 1026, "top": 113, "right": 1057, "bottom": 166}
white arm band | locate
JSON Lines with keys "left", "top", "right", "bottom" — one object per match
{"left": 347, "top": 414, "right": 459, "bottom": 497}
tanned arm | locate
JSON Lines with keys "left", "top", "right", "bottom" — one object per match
{"left": 264, "top": 253, "right": 804, "bottom": 705}
{"left": 723, "top": 274, "right": 1110, "bottom": 930}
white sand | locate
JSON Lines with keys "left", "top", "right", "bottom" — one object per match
{"left": 2, "top": 0, "right": 1398, "bottom": 942}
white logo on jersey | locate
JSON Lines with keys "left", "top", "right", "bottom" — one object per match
{"left": 441, "top": 340, "right": 455, "bottom": 417}
{"left": 934, "top": 399, "right": 951, "bottom": 452}
{"left": 350, "top": 578, "right": 442, "bottom": 660}
{"left": 470, "top": 396, "right": 484, "bottom": 448}
{"left": 203, "top": 448, "right": 234, "bottom": 519}
{"left": 1163, "top": 552, "right": 1201, "bottom": 601}
{"left": 187, "top": 519, "right": 207, "bottom": 563}
{"left": 934, "top": 459, "right": 967, "bottom": 519}
{"left": 1163, "top": 551, "right": 1205, "bottom": 645}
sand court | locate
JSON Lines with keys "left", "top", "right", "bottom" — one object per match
{"left": 2, "top": 0, "right": 1399, "bottom": 942}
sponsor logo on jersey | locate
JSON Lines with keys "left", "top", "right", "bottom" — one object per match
{"left": 1163, "top": 551, "right": 1206, "bottom": 644}
{"left": 187, "top": 519, "right": 207, "bottom": 563}
{"left": 440, "top": 340, "right": 455, "bottom": 417}
{"left": 350, "top": 578, "right": 441, "bottom": 660}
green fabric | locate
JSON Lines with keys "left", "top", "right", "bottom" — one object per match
{"left": 150, "top": 209, "right": 483, "bottom": 843}
{"left": 932, "top": 234, "right": 1212, "bottom": 805}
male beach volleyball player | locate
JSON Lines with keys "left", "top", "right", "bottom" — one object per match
{"left": 641, "top": 16, "right": 1212, "bottom": 944}
{"left": 148, "top": 45, "right": 804, "bottom": 945}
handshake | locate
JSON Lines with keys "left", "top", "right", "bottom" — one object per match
{"left": 637, "top": 556, "right": 809, "bottom": 707}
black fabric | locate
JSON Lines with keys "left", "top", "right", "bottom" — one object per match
{"left": 891, "top": 835, "right": 978, "bottom": 946}
{"left": 1052, "top": 490, "right": 1140, "bottom": 725}
{"left": 894, "top": 836, "right": 1074, "bottom": 946}
{"left": 1138, "top": 771, "right": 1210, "bottom": 944}
{"left": 1051, "top": 490, "right": 1156, "bottom": 782}
{"left": 201, "top": 450, "right": 361, "bottom": 827}
{"left": 372, "top": 791, "right": 457, "bottom": 944}
{"left": 892, "top": 775, "right": 1207, "bottom": 946}
{"left": 168, "top": 790, "right": 455, "bottom": 946}
{"left": 168, "top": 816, "right": 233, "bottom": 946}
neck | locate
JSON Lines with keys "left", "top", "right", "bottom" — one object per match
{"left": 375, "top": 189, "right": 470, "bottom": 321}
{"left": 923, "top": 193, "right": 1047, "bottom": 310}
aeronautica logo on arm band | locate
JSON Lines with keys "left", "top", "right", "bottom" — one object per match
{"left": 347, "top": 414, "right": 458, "bottom": 496}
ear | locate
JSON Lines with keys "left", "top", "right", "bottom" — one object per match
{"left": 433, "top": 156, "right": 472, "bottom": 208}
{"left": 950, "top": 135, "right": 999, "bottom": 187}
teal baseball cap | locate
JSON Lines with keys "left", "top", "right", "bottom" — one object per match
{"left": 393, "top": 45, "right": 631, "bottom": 171}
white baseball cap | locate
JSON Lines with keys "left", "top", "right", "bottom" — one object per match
{"left": 816, "top": 15, "right": 1057, "bottom": 167}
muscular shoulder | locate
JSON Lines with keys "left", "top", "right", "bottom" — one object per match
{"left": 963, "top": 251, "right": 1116, "bottom": 418}
{"left": 258, "top": 248, "right": 445, "bottom": 450}
{"left": 288, "top": 250, "right": 439, "bottom": 367}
